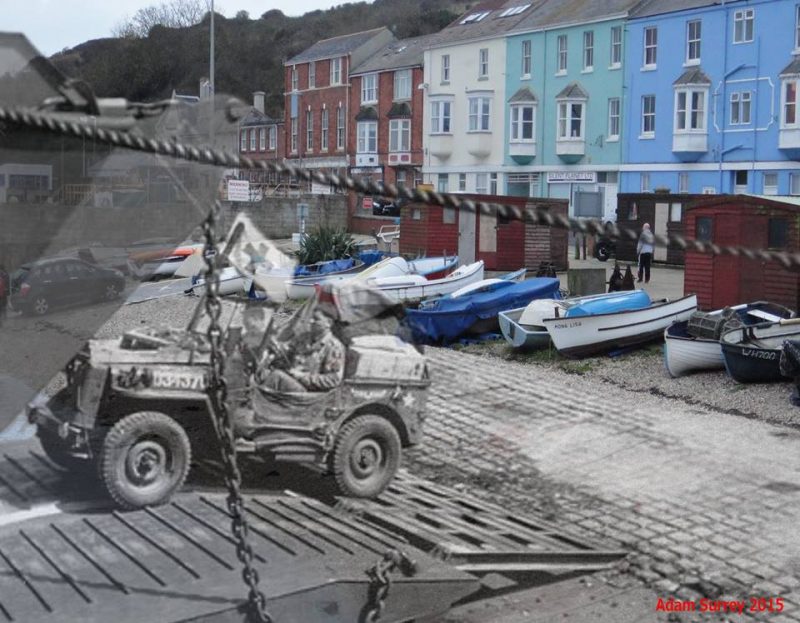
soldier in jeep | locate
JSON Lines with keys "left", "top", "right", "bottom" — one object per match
{"left": 258, "top": 310, "right": 345, "bottom": 393}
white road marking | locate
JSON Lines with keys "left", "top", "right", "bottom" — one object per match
{"left": 0, "top": 502, "right": 62, "bottom": 527}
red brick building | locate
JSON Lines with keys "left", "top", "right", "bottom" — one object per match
{"left": 283, "top": 28, "right": 394, "bottom": 184}
{"left": 237, "top": 91, "right": 286, "bottom": 193}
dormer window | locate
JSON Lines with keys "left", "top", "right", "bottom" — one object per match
{"left": 460, "top": 11, "right": 490, "bottom": 24}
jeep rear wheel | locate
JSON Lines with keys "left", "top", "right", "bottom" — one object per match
{"left": 331, "top": 415, "right": 401, "bottom": 498}
{"left": 99, "top": 411, "right": 191, "bottom": 510}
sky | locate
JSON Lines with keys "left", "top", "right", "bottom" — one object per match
{"left": 3, "top": 0, "right": 343, "bottom": 57}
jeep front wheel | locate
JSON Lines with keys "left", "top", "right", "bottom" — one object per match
{"left": 99, "top": 411, "right": 191, "bottom": 510}
{"left": 331, "top": 415, "right": 401, "bottom": 498}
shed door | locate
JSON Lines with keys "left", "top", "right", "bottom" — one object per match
{"left": 654, "top": 203, "right": 669, "bottom": 262}
{"left": 458, "top": 210, "right": 476, "bottom": 264}
{"left": 739, "top": 215, "right": 766, "bottom": 302}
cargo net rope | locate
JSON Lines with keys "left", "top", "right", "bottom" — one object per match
{"left": 2, "top": 101, "right": 800, "bottom": 269}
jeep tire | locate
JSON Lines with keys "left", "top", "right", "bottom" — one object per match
{"left": 331, "top": 415, "right": 401, "bottom": 498}
{"left": 99, "top": 411, "right": 191, "bottom": 510}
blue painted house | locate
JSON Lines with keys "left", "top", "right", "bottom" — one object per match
{"left": 621, "top": 0, "right": 800, "bottom": 199}
{"left": 503, "top": 0, "right": 641, "bottom": 221}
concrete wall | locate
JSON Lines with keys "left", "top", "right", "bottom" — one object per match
{"left": 0, "top": 194, "right": 348, "bottom": 269}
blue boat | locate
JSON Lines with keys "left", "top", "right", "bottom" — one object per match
{"left": 404, "top": 277, "right": 561, "bottom": 343}
{"left": 500, "top": 289, "right": 653, "bottom": 350}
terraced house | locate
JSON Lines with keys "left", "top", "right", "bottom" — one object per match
{"left": 422, "top": 0, "right": 535, "bottom": 197}
{"left": 621, "top": 0, "right": 800, "bottom": 198}
{"left": 283, "top": 28, "right": 394, "bottom": 181}
{"left": 503, "top": 0, "right": 641, "bottom": 222}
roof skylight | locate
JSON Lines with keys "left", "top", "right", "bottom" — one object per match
{"left": 460, "top": 11, "right": 491, "bottom": 24}
{"left": 499, "top": 4, "right": 531, "bottom": 17}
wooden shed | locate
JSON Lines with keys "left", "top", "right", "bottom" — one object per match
{"left": 615, "top": 193, "right": 705, "bottom": 265}
{"left": 684, "top": 195, "right": 800, "bottom": 311}
{"left": 399, "top": 195, "right": 569, "bottom": 271}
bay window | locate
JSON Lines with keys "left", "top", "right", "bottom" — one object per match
{"left": 510, "top": 104, "right": 535, "bottom": 141}
{"left": 430, "top": 100, "right": 452, "bottom": 133}
{"left": 675, "top": 89, "right": 706, "bottom": 131}
{"left": 557, "top": 101, "right": 585, "bottom": 140}
{"left": 468, "top": 96, "right": 491, "bottom": 132}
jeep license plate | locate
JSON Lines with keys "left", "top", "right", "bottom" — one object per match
{"left": 152, "top": 371, "right": 207, "bottom": 391}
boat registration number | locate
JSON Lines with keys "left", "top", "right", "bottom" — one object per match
{"left": 552, "top": 321, "right": 582, "bottom": 329}
{"left": 152, "top": 371, "right": 207, "bottom": 391}
{"left": 741, "top": 348, "right": 776, "bottom": 360}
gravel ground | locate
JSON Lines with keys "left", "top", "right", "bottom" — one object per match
{"left": 454, "top": 338, "right": 800, "bottom": 429}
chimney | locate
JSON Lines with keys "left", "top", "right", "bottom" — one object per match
{"left": 253, "top": 91, "right": 265, "bottom": 114}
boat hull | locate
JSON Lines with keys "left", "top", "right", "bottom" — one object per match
{"left": 719, "top": 321, "right": 800, "bottom": 383}
{"left": 377, "top": 261, "right": 484, "bottom": 304}
{"left": 663, "top": 325, "right": 722, "bottom": 378}
{"left": 664, "top": 302, "right": 795, "bottom": 378}
{"left": 499, "top": 307, "right": 551, "bottom": 349}
{"left": 543, "top": 295, "right": 698, "bottom": 359}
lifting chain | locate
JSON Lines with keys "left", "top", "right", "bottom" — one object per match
{"left": 363, "top": 549, "right": 418, "bottom": 623}
{"left": 3, "top": 102, "right": 800, "bottom": 269}
{"left": 201, "top": 202, "right": 274, "bottom": 623}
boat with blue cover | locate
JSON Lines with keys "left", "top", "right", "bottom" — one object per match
{"left": 405, "top": 276, "right": 561, "bottom": 343}
{"left": 500, "top": 290, "right": 652, "bottom": 350}
{"left": 543, "top": 292, "right": 697, "bottom": 358}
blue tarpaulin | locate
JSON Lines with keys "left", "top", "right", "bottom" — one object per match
{"left": 405, "top": 277, "right": 561, "bottom": 343}
{"left": 294, "top": 258, "right": 355, "bottom": 276}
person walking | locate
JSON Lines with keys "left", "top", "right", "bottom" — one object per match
{"left": 636, "top": 223, "right": 654, "bottom": 284}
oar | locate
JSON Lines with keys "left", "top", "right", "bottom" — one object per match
{"left": 779, "top": 317, "right": 800, "bottom": 326}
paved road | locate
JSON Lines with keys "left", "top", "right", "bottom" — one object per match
{"left": 417, "top": 347, "right": 800, "bottom": 622}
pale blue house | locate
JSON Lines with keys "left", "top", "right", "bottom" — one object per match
{"left": 621, "top": 0, "right": 800, "bottom": 197}
{"left": 503, "top": 0, "right": 641, "bottom": 221}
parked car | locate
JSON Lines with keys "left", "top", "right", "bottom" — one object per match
{"left": 371, "top": 196, "right": 408, "bottom": 217}
{"left": 9, "top": 257, "right": 125, "bottom": 315}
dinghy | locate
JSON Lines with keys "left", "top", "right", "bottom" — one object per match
{"left": 499, "top": 290, "right": 652, "bottom": 350}
{"left": 664, "top": 302, "right": 794, "bottom": 378}
{"left": 364, "top": 260, "right": 484, "bottom": 305}
{"left": 542, "top": 292, "right": 697, "bottom": 358}
{"left": 285, "top": 255, "right": 458, "bottom": 300}
{"left": 721, "top": 318, "right": 800, "bottom": 383}
{"left": 405, "top": 275, "right": 559, "bottom": 343}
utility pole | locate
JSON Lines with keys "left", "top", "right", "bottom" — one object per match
{"left": 209, "top": 0, "right": 215, "bottom": 146}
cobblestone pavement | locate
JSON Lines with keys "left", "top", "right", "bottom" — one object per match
{"left": 410, "top": 347, "right": 800, "bottom": 622}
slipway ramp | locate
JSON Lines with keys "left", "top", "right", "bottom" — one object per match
{"left": 0, "top": 445, "right": 625, "bottom": 622}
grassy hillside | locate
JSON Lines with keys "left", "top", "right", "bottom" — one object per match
{"left": 52, "top": 1, "right": 469, "bottom": 116}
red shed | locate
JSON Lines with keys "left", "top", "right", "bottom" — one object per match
{"left": 684, "top": 195, "right": 800, "bottom": 311}
{"left": 399, "top": 194, "right": 568, "bottom": 271}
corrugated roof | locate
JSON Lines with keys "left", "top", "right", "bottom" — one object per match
{"left": 286, "top": 27, "right": 390, "bottom": 64}
{"left": 430, "top": 0, "right": 542, "bottom": 47}
{"left": 781, "top": 56, "right": 800, "bottom": 76}
{"left": 509, "top": 86, "right": 538, "bottom": 102}
{"left": 630, "top": 0, "right": 743, "bottom": 19}
{"left": 512, "top": 0, "right": 641, "bottom": 32}
{"left": 350, "top": 34, "right": 440, "bottom": 75}
{"left": 555, "top": 82, "right": 588, "bottom": 99}
{"left": 673, "top": 67, "right": 712, "bottom": 86}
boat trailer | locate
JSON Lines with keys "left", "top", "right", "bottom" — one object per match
{"left": 0, "top": 445, "right": 626, "bottom": 622}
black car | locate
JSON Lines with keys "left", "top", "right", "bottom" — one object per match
{"left": 371, "top": 196, "right": 408, "bottom": 217}
{"left": 9, "top": 257, "right": 125, "bottom": 315}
